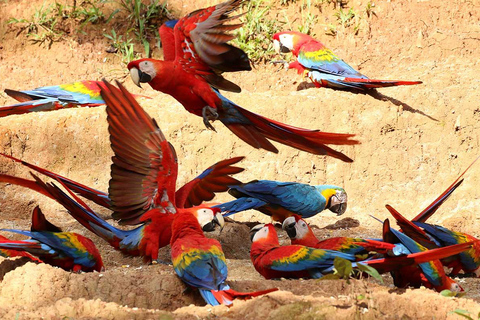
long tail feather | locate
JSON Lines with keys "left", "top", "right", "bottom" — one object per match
{"left": 385, "top": 204, "right": 437, "bottom": 248}
{"left": 341, "top": 77, "right": 423, "bottom": 89}
{"left": 364, "top": 242, "right": 472, "bottom": 273}
{"left": 224, "top": 104, "right": 358, "bottom": 162}
{"left": 0, "top": 99, "right": 59, "bottom": 117}
{"left": 0, "top": 152, "right": 111, "bottom": 208}
{"left": 413, "top": 155, "right": 480, "bottom": 223}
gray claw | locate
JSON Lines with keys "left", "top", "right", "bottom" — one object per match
{"left": 202, "top": 106, "right": 218, "bottom": 132}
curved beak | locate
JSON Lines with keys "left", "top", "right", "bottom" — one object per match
{"left": 202, "top": 212, "right": 225, "bottom": 232}
{"left": 328, "top": 190, "right": 348, "bottom": 215}
{"left": 273, "top": 39, "right": 292, "bottom": 54}
{"left": 282, "top": 216, "right": 297, "bottom": 239}
{"left": 249, "top": 224, "right": 265, "bottom": 242}
{"left": 129, "top": 68, "right": 152, "bottom": 88}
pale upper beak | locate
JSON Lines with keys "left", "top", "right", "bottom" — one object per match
{"left": 202, "top": 211, "right": 225, "bottom": 232}
{"left": 129, "top": 68, "right": 152, "bottom": 88}
{"left": 282, "top": 216, "right": 297, "bottom": 239}
{"left": 249, "top": 224, "right": 265, "bottom": 241}
{"left": 130, "top": 68, "right": 141, "bottom": 88}
{"left": 328, "top": 190, "right": 348, "bottom": 215}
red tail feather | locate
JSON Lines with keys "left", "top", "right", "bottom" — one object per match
{"left": 343, "top": 78, "right": 423, "bottom": 88}
{"left": 385, "top": 204, "right": 437, "bottom": 248}
{"left": 226, "top": 105, "right": 358, "bottom": 162}
{"left": 212, "top": 287, "right": 278, "bottom": 305}
{"left": 412, "top": 155, "right": 480, "bottom": 223}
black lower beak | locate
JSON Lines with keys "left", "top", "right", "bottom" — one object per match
{"left": 139, "top": 71, "right": 152, "bottom": 83}
{"left": 284, "top": 223, "right": 297, "bottom": 239}
{"left": 202, "top": 222, "right": 216, "bottom": 232}
{"left": 329, "top": 203, "right": 347, "bottom": 215}
{"left": 279, "top": 43, "right": 291, "bottom": 54}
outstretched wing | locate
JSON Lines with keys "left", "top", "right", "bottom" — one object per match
{"left": 298, "top": 40, "right": 365, "bottom": 78}
{"left": 101, "top": 80, "right": 178, "bottom": 225}
{"left": 175, "top": 156, "right": 244, "bottom": 208}
{"left": 173, "top": 0, "right": 250, "bottom": 92}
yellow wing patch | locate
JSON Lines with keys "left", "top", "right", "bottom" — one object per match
{"left": 303, "top": 49, "right": 339, "bottom": 63}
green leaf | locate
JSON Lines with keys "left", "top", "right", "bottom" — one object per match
{"left": 319, "top": 274, "right": 342, "bottom": 281}
{"left": 333, "top": 257, "right": 353, "bottom": 279}
{"left": 356, "top": 263, "right": 384, "bottom": 284}
{"left": 441, "top": 289, "right": 456, "bottom": 297}
{"left": 449, "top": 309, "right": 474, "bottom": 320}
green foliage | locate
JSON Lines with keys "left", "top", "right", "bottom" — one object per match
{"left": 440, "top": 289, "right": 466, "bottom": 298}
{"left": 104, "top": 28, "right": 136, "bottom": 63}
{"left": 8, "top": 3, "right": 62, "bottom": 46}
{"left": 334, "top": 7, "right": 356, "bottom": 28}
{"left": 449, "top": 309, "right": 480, "bottom": 320}
{"left": 232, "top": 0, "right": 285, "bottom": 63}
{"left": 298, "top": 0, "right": 318, "bottom": 35}
{"left": 7, "top": 1, "right": 118, "bottom": 46}
{"left": 319, "top": 257, "right": 383, "bottom": 284}
{"left": 116, "top": 0, "right": 169, "bottom": 57}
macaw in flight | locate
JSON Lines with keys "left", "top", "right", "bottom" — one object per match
{"left": 250, "top": 223, "right": 471, "bottom": 283}
{"left": 0, "top": 205, "right": 103, "bottom": 272}
{"left": 127, "top": 0, "right": 359, "bottom": 162}
{"left": 170, "top": 207, "right": 278, "bottom": 306}
{"left": 385, "top": 156, "right": 480, "bottom": 277}
{"left": 216, "top": 180, "right": 348, "bottom": 222}
{"left": 0, "top": 80, "right": 149, "bottom": 117}
{"left": 0, "top": 80, "right": 238, "bottom": 262}
{"left": 273, "top": 31, "right": 422, "bottom": 91}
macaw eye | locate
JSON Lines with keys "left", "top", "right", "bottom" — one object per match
{"left": 301, "top": 222, "right": 307, "bottom": 227}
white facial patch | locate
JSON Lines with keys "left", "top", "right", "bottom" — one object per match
{"left": 279, "top": 34, "right": 294, "bottom": 50}
{"left": 252, "top": 225, "right": 270, "bottom": 242}
{"left": 139, "top": 61, "right": 157, "bottom": 79}
{"left": 295, "top": 219, "right": 309, "bottom": 240}
{"left": 196, "top": 208, "right": 214, "bottom": 227}
{"left": 450, "top": 282, "right": 462, "bottom": 293}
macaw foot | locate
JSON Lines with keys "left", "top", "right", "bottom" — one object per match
{"left": 202, "top": 106, "right": 218, "bottom": 132}
{"left": 153, "top": 259, "right": 172, "bottom": 266}
{"left": 271, "top": 60, "right": 289, "bottom": 70}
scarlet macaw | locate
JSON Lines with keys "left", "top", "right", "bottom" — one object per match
{"left": 384, "top": 156, "right": 480, "bottom": 277}
{"left": 0, "top": 205, "right": 103, "bottom": 272}
{"left": 0, "top": 80, "right": 148, "bottom": 117}
{"left": 382, "top": 218, "right": 464, "bottom": 292}
{"left": 170, "top": 206, "right": 278, "bottom": 306}
{"left": 250, "top": 223, "right": 471, "bottom": 282}
{"left": 282, "top": 214, "right": 395, "bottom": 255}
{"left": 216, "top": 180, "right": 348, "bottom": 222}
{"left": 272, "top": 31, "right": 422, "bottom": 91}
{"left": 0, "top": 80, "right": 235, "bottom": 262}
{"left": 127, "top": 1, "right": 359, "bottom": 162}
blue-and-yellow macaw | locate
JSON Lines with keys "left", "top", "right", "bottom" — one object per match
{"left": 216, "top": 180, "right": 348, "bottom": 222}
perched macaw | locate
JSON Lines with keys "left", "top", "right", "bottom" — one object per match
{"left": 216, "top": 180, "right": 347, "bottom": 222}
{"left": 0, "top": 205, "right": 103, "bottom": 272}
{"left": 0, "top": 80, "right": 234, "bottom": 263}
{"left": 384, "top": 156, "right": 480, "bottom": 277}
{"left": 272, "top": 31, "right": 422, "bottom": 91}
{"left": 0, "top": 80, "right": 149, "bottom": 117}
{"left": 127, "top": 1, "right": 359, "bottom": 162}
{"left": 282, "top": 214, "right": 395, "bottom": 255}
{"left": 250, "top": 223, "right": 471, "bottom": 282}
{"left": 170, "top": 208, "right": 278, "bottom": 306}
